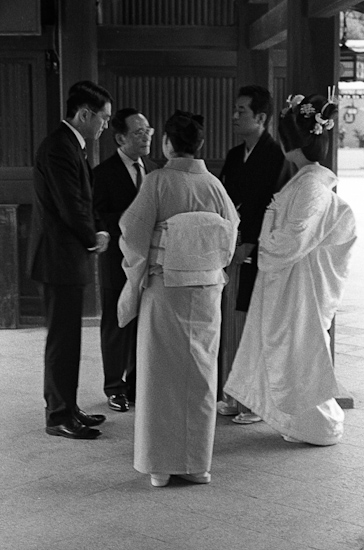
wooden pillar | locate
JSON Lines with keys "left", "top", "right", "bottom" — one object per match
{"left": 286, "top": 0, "right": 340, "bottom": 171}
{"left": 58, "top": 0, "right": 98, "bottom": 113}
{"left": 58, "top": 0, "right": 100, "bottom": 166}
{"left": 286, "top": 1, "right": 352, "bottom": 407}
{"left": 58, "top": 0, "right": 100, "bottom": 319}
{"left": 236, "top": 0, "right": 270, "bottom": 91}
{"left": 269, "top": 49, "right": 288, "bottom": 139}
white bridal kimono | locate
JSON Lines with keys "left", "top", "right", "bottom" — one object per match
{"left": 118, "top": 158, "right": 239, "bottom": 474}
{"left": 224, "top": 164, "right": 356, "bottom": 445}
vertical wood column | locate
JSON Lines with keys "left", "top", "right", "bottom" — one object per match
{"left": 58, "top": 0, "right": 100, "bottom": 164}
{"left": 58, "top": 0, "right": 100, "bottom": 319}
{"left": 286, "top": 0, "right": 340, "bottom": 170}
{"left": 59, "top": 0, "right": 98, "bottom": 113}
{"left": 236, "top": 0, "right": 270, "bottom": 91}
{"left": 286, "top": 1, "right": 352, "bottom": 406}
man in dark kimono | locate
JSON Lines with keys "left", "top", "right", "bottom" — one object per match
{"left": 93, "top": 109, "right": 157, "bottom": 412}
{"left": 218, "top": 85, "right": 290, "bottom": 423}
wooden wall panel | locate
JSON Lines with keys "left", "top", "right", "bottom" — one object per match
{"left": 0, "top": 52, "right": 46, "bottom": 168}
{"left": 0, "top": 0, "right": 41, "bottom": 36}
{"left": 101, "top": 73, "right": 236, "bottom": 166}
{"left": 100, "top": 0, "right": 236, "bottom": 26}
{"left": 0, "top": 59, "right": 35, "bottom": 167}
{"left": 0, "top": 51, "right": 46, "bottom": 323}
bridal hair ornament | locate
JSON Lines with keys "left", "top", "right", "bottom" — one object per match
{"left": 281, "top": 87, "right": 336, "bottom": 135}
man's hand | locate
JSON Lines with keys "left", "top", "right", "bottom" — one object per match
{"left": 233, "top": 243, "right": 255, "bottom": 264}
{"left": 95, "top": 232, "right": 110, "bottom": 254}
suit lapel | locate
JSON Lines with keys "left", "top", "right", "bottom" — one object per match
{"left": 113, "top": 153, "right": 136, "bottom": 191}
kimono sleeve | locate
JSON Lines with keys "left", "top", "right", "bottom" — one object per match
{"left": 117, "top": 176, "right": 158, "bottom": 326}
{"left": 259, "top": 178, "right": 329, "bottom": 271}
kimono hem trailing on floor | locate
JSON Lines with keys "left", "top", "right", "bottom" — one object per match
{"left": 118, "top": 158, "right": 239, "bottom": 473}
{"left": 224, "top": 164, "right": 357, "bottom": 445}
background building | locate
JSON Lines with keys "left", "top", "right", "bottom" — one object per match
{"left": 1, "top": 0, "right": 364, "bottom": 328}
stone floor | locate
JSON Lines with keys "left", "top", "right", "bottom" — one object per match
{"left": 0, "top": 171, "right": 363, "bottom": 550}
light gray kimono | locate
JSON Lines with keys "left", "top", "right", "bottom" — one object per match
{"left": 118, "top": 157, "right": 239, "bottom": 474}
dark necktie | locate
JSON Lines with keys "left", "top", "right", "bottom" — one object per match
{"left": 133, "top": 162, "right": 142, "bottom": 191}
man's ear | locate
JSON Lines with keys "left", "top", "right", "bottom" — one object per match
{"left": 78, "top": 107, "right": 89, "bottom": 124}
{"left": 114, "top": 133, "right": 125, "bottom": 146}
{"left": 257, "top": 112, "right": 267, "bottom": 127}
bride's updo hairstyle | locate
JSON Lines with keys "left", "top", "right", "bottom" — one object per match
{"left": 278, "top": 93, "right": 338, "bottom": 163}
{"left": 164, "top": 110, "right": 204, "bottom": 156}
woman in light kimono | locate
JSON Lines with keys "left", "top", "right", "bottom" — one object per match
{"left": 118, "top": 111, "right": 239, "bottom": 486}
{"left": 224, "top": 93, "right": 356, "bottom": 445}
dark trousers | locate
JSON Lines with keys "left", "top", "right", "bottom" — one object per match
{"left": 100, "top": 287, "right": 137, "bottom": 400}
{"left": 43, "top": 283, "right": 84, "bottom": 427}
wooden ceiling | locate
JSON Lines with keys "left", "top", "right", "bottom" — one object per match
{"left": 97, "top": 1, "right": 364, "bottom": 55}
{"left": 248, "top": 0, "right": 364, "bottom": 51}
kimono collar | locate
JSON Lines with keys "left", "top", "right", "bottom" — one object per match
{"left": 296, "top": 163, "right": 338, "bottom": 190}
{"left": 164, "top": 157, "right": 208, "bottom": 174}
{"left": 243, "top": 130, "right": 270, "bottom": 160}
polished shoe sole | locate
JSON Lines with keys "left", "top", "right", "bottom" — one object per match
{"left": 45, "top": 427, "right": 101, "bottom": 439}
{"left": 73, "top": 414, "right": 106, "bottom": 427}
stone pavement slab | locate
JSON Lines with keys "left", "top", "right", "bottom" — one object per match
{"left": 0, "top": 171, "right": 363, "bottom": 550}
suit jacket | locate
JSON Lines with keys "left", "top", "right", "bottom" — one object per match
{"left": 93, "top": 152, "right": 157, "bottom": 290}
{"left": 27, "top": 123, "right": 103, "bottom": 286}
{"left": 219, "top": 130, "right": 288, "bottom": 311}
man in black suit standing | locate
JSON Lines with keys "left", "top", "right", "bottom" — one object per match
{"left": 93, "top": 108, "right": 157, "bottom": 412}
{"left": 28, "top": 81, "right": 113, "bottom": 439}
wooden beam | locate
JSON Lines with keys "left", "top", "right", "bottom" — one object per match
{"left": 270, "top": 48, "right": 287, "bottom": 67}
{"left": 99, "top": 51, "right": 237, "bottom": 72}
{"left": 308, "top": 0, "right": 364, "bottom": 18}
{"left": 249, "top": 0, "right": 287, "bottom": 50}
{"left": 98, "top": 26, "right": 237, "bottom": 52}
{"left": 248, "top": 0, "right": 283, "bottom": 5}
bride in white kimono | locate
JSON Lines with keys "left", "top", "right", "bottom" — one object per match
{"left": 224, "top": 93, "right": 357, "bottom": 445}
{"left": 118, "top": 110, "right": 239, "bottom": 486}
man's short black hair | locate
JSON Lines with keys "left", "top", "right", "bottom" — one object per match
{"left": 66, "top": 80, "right": 113, "bottom": 118}
{"left": 111, "top": 108, "right": 140, "bottom": 137}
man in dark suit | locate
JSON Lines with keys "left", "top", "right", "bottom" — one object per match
{"left": 28, "top": 80, "right": 113, "bottom": 439}
{"left": 93, "top": 108, "right": 157, "bottom": 412}
{"left": 218, "top": 85, "right": 290, "bottom": 423}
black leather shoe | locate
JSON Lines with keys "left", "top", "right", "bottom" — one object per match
{"left": 108, "top": 394, "right": 129, "bottom": 412}
{"left": 46, "top": 417, "right": 101, "bottom": 439}
{"left": 73, "top": 407, "right": 106, "bottom": 427}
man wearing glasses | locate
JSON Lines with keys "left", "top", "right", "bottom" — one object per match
{"left": 28, "top": 80, "right": 113, "bottom": 439}
{"left": 93, "top": 108, "right": 157, "bottom": 413}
